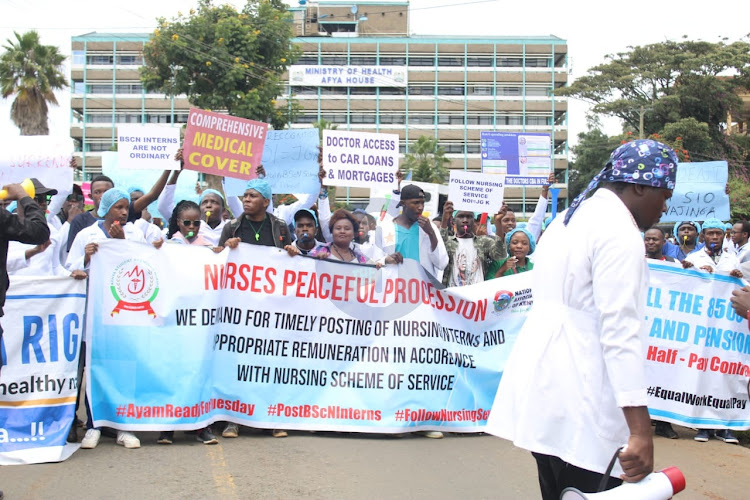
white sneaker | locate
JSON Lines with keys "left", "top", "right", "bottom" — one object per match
{"left": 81, "top": 429, "right": 101, "bottom": 449}
{"left": 116, "top": 431, "right": 141, "bottom": 449}
{"left": 421, "top": 431, "right": 444, "bottom": 439}
{"left": 222, "top": 423, "right": 239, "bottom": 438}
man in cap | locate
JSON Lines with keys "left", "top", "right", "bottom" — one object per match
{"left": 487, "top": 139, "right": 678, "bottom": 498}
{"left": 219, "top": 178, "right": 291, "bottom": 249}
{"left": 218, "top": 178, "right": 291, "bottom": 440}
{"left": 285, "top": 208, "right": 327, "bottom": 256}
{"left": 372, "top": 184, "right": 448, "bottom": 280}
{"left": 0, "top": 182, "right": 50, "bottom": 500}
{"left": 663, "top": 221, "right": 703, "bottom": 261}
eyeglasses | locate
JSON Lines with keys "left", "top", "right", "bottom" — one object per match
{"left": 181, "top": 220, "right": 201, "bottom": 227}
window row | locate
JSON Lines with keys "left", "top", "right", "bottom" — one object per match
{"left": 72, "top": 51, "right": 144, "bottom": 66}
{"left": 292, "top": 85, "right": 554, "bottom": 97}
{"left": 84, "top": 113, "right": 189, "bottom": 124}
{"left": 296, "top": 55, "right": 557, "bottom": 68}
{"left": 294, "top": 113, "right": 556, "bottom": 126}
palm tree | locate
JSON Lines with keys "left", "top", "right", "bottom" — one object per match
{"left": 402, "top": 135, "right": 451, "bottom": 183}
{"left": 0, "top": 31, "right": 67, "bottom": 135}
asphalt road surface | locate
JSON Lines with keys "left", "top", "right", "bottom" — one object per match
{"left": 2, "top": 424, "right": 748, "bottom": 499}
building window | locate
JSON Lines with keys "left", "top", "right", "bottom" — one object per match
{"left": 297, "top": 56, "right": 318, "bottom": 65}
{"left": 409, "top": 57, "right": 434, "bottom": 67}
{"left": 467, "top": 57, "right": 492, "bottom": 67}
{"left": 379, "top": 87, "right": 406, "bottom": 95}
{"left": 408, "top": 115, "right": 434, "bottom": 125}
{"left": 525, "top": 57, "right": 551, "bottom": 67}
{"left": 350, "top": 114, "right": 376, "bottom": 124}
{"left": 291, "top": 86, "right": 318, "bottom": 95}
{"left": 408, "top": 86, "right": 434, "bottom": 96}
{"left": 87, "top": 55, "right": 114, "bottom": 65}
{"left": 380, "top": 114, "right": 405, "bottom": 125}
{"left": 471, "top": 86, "right": 493, "bottom": 96}
{"left": 497, "top": 86, "right": 521, "bottom": 96}
{"left": 73, "top": 81, "right": 85, "bottom": 94}
{"left": 321, "top": 56, "right": 347, "bottom": 65}
{"left": 117, "top": 55, "right": 142, "bottom": 65}
{"left": 379, "top": 56, "right": 406, "bottom": 66}
{"left": 526, "top": 86, "right": 551, "bottom": 96}
{"left": 438, "top": 57, "right": 464, "bottom": 67}
{"left": 437, "top": 86, "right": 464, "bottom": 96}
{"left": 498, "top": 57, "right": 522, "bottom": 67}
{"left": 527, "top": 116, "right": 551, "bottom": 126}
{"left": 438, "top": 115, "right": 464, "bottom": 125}
{"left": 72, "top": 51, "right": 85, "bottom": 65}
{"left": 350, "top": 56, "right": 377, "bottom": 65}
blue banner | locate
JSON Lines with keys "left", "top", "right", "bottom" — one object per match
{"left": 661, "top": 161, "right": 730, "bottom": 222}
{"left": 0, "top": 277, "right": 85, "bottom": 465}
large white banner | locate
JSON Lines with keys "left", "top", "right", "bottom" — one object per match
{"left": 87, "top": 241, "right": 529, "bottom": 433}
{"left": 289, "top": 65, "right": 407, "bottom": 87}
{"left": 0, "top": 277, "right": 85, "bottom": 465}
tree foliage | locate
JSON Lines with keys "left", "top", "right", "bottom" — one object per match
{"left": 558, "top": 38, "right": 750, "bottom": 175}
{"left": 141, "top": 0, "right": 300, "bottom": 130}
{"left": 401, "top": 135, "right": 450, "bottom": 184}
{"left": 567, "top": 126, "right": 624, "bottom": 199}
{"left": 0, "top": 30, "right": 67, "bottom": 135}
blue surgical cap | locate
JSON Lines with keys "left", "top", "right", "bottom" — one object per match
{"left": 97, "top": 188, "right": 130, "bottom": 217}
{"left": 702, "top": 218, "right": 725, "bottom": 232}
{"left": 724, "top": 222, "right": 732, "bottom": 230}
{"left": 199, "top": 188, "right": 225, "bottom": 207}
{"left": 673, "top": 221, "right": 701, "bottom": 237}
{"left": 245, "top": 179, "right": 272, "bottom": 200}
{"left": 505, "top": 226, "right": 536, "bottom": 255}
{"left": 127, "top": 186, "right": 144, "bottom": 195}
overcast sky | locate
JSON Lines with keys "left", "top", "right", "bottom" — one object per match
{"left": 1, "top": 0, "right": 747, "bottom": 148}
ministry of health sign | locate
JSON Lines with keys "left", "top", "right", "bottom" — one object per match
{"left": 289, "top": 65, "right": 407, "bottom": 87}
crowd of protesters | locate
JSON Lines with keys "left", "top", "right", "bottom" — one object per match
{"left": 2, "top": 145, "right": 749, "bottom": 454}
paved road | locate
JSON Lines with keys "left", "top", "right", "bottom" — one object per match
{"left": 2, "top": 425, "right": 748, "bottom": 499}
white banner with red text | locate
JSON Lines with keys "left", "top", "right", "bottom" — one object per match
{"left": 86, "top": 241, "right": 530, "bottom": 433}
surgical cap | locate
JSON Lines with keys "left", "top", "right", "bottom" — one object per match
{"left": 245, "top": 179, "right": 272, "bottom": 200}
{"left": 97, "top": 188, "right": 130, "bottom": 217}
{"left": 565, "top": 139, "right": 678, "bottom": 226}
{"left": 199, "top": 189, "right": 225, "bottom": 206}
{"left": 505, "top": 226, "right": 536, "bottom": 255}
{"left": 702, "top": 219, "right": 725, "bottom": 232}
{"left": 127, "top": 186, "right": 144, "bottom": 195}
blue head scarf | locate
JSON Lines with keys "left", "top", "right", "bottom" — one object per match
{"left": 673, "top": 221, "right": 701, "bottom": 238}
{"left": 199, "top": 189, "right": 225, "bottom": 207}
{"left": 97, "top": 188, "right": 130, "bottom": 217}
{"left": 505, "top": 225, "right": 536, "bottom": 255}
{"left": 564, "top": 139, "right": 678, "bottom": 226}
{"left": 245, "top": 179, "right": 272, "bottom": 200}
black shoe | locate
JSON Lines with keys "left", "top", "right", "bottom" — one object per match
{"left": 157, "top": 431, "right": 174, "bottom": 444}
{"left": 197, "top": 428, "right": 218, "bottom": 445}
{"left": 67, "top": 423, "right": 78, "bottom": 443}
{"left": 715, "top": 429, "right": 739, "bottom": 444}
{"left": 655, "top": 422, "right": 678, "bottom": 439}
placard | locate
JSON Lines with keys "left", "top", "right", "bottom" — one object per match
{"left": 224, "top": 128, "right": 320, "bottom": 197}
{"left": 0, "top": 136, "right": 74, "bottom": 198}
{"left": 116, "top": 124, "right": 180, "bottom": 170}
{"left": 481, "top": 131, "right": 551, "bottom": 186}
{"left": 183, "top": 108, "right": 268, "bottom": 180}
{"left": 322, "top": 130, "right": 399, "bottom": 189}
{"left": 661, "top": 161, "right": 729, "bottom": 222}
{"left": 448, "top": 171, "right": 505, "bottom": 213}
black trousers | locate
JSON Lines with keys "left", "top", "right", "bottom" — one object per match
{"left": 532, "top": 452, "right": 622, "bottom": 500}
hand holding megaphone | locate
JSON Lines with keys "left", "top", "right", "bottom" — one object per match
{"left": 560, "top": 467, "right": 685, "bottom": 499}
{"left": 0, "top": 179, "right": 36, "bottom": 201}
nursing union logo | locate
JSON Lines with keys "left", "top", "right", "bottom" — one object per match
{"left": 110, "top": 259, "right": 159, "bottom": 318}
{"left": 492, "top": 290, "right": 514, "bottom": 313}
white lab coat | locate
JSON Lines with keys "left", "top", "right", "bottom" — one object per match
{"left": 66, "top": 221, "right": 146, "bottom": 271}
{"left": 487, "top": 188, "right": 649, "bottom": 477}
{"left": 684, "top": 247, "right": 740, "bottom": 274}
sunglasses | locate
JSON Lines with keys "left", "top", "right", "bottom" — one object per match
{"left": 34, "top": 195, "right": 52, "bottom": 203}
{"left": 67, "top": 194, "right": 84, "bottom": 202}
{"left": 181, "top": 220, "right": 201, "bottom": 227}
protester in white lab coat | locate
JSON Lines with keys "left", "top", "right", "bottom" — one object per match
{"left": 683, "top": 218, "right": 743, "bottom": 278}
{"left": 487, "top": 139, "right": 678, "bottom": 498}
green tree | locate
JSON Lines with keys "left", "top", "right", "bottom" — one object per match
{"left": 401, "top": 135, "right": 450, "bottom": 183}
{"left": 0, "top": 31, "right": 67, "bottom": 135}
{"left": 567, "top": 125, "right": 624, "bottom": 199}
{"left": 312, "top": 118, "right": 337, "bottom": 141}
{"left": 141, "top": 0, "right": 300, "bottom": 130}
{"left": 557, "top": 38, "right": 750, "bottom": 175}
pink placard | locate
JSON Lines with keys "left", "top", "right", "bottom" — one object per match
{"left": 182, "top": 108, "right": 268, "bottom": 180}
